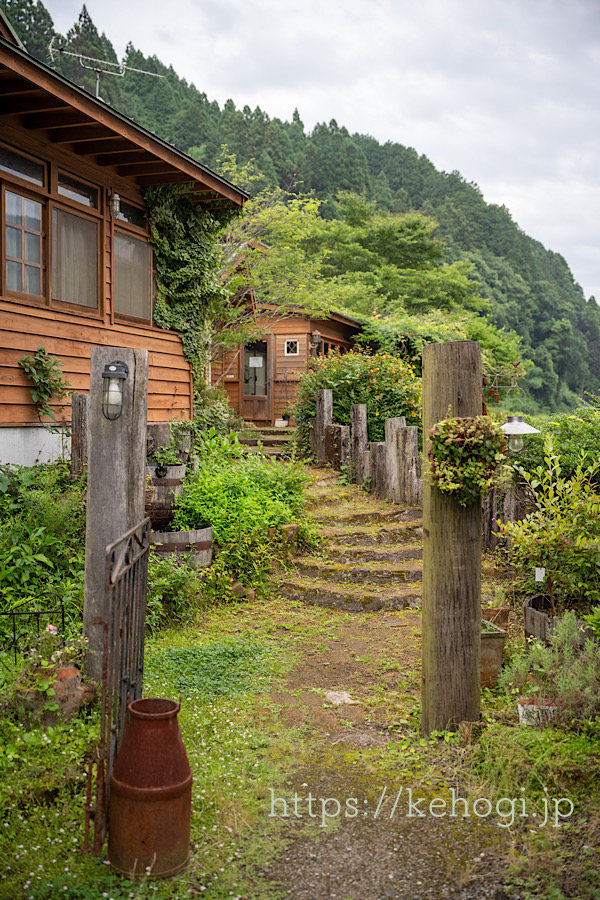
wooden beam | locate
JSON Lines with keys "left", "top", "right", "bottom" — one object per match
{"left": 95, "top": 150, "right": 154, "bottom": 166}
{"left": 23, "top": 108, "right": 93, "bottom": 130}
{"left": 0, "top": 76, "right": 39, "bottom": 95}
{"left": 117, "top": 161, "right": 178, "bottom": 176}
{"left": 48, "top": 123, "right": 115, "bottom": 143}
{"left": 2, "top": 93, "right": 70, "bottom": 115}
{"left": 135, "top": 172, "right": 195, "bottom": 186}
{"left": 72, "top": 138, "right": 136, "bottom": 156}
{"left": 421, "top": 341, "right": 482, "bottom": 735}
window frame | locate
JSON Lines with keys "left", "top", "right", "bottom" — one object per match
{"left": 283, "top": 337, "right": 301, "bottom": 357}
{"left": 112, "top": 225, "right": 153, "bottom": 325}
{"left": 1, "top": 144, "right": 105, "bottom": 319}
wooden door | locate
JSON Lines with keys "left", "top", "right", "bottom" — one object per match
{"left": 241, "top": 337, "right": 273, "bottom": 422}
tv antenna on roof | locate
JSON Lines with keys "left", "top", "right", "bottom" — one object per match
{"left": 48, "top": 36, "right": 164, "bottom": 100}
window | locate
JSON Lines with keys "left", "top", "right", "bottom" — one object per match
{"left": 284, "top": 339, "right": 300, "bottom": 356}
{"left": 5, "top": 191, "right": 43, "bottom": 297}
{"left": 114, "top": 232, "right": 152, "bottom": 320}
{"left": 115, "top": 200, "right": 146, "bottom": 229}
{"left": 57, "top": 172, "right": 98, "bottom": 208}
{"left": 0, "top": 146, "right": 45, "bottom": 186}
{"left": 52, "top": 208, "right": 98, "bottom": 308}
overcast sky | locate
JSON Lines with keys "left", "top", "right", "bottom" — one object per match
{"left": 45, "top": 0, "right": 600, "bottom": 303}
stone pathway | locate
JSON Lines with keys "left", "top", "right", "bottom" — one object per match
{"left": 257, "top": 469, "right": 510, "bottom": 900}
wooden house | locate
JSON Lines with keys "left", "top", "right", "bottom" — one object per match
{"left": 0, "top": 13, "right": 247, "bottom": 464}
{"left": 211, "top": 309, "right": 362, "bottom": 424}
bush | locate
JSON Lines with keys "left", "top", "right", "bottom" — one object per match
{"left": 517, "top": 406, "right": 600, "bottom": 483}
{"left": 293, "top": 349, "right": 421, "bottom": 447}
{"left": 498, "top": 611, "right": 600, "bottom": 722}
{"left": 171, "top": 454, "right": 310, "bottom": 590}
{"left": 0, "top": 461, "right": 86, "bottom": 632}
{"left": 496, "top": 437, "right": 600, "bottom": 611}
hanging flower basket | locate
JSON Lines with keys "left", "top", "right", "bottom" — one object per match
{"left": 426, "top": 415, "right": 510, "bottom": 506}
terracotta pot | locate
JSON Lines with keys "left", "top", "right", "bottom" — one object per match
{"left": 481, "top": 606, "right": 510, "bottom": 631}
{"left": 108, "top": 698, "right": 192, "bottom": 879}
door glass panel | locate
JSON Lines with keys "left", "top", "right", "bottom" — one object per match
{"left": 52, "top": 208, "right": 98, "bottom": 308}
{"left": 244, "top": 341, "right": 267, "bottom": 396}
{"left": 24, "top": 198, "right": 41, "bottom": 230}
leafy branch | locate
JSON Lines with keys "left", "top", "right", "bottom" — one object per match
{"left": 18, "top": 346, "right": 71, "bottom": 423}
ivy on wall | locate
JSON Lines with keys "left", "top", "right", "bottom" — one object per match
{"left": 143, "top": 185, "right": 238, "bottom": 384}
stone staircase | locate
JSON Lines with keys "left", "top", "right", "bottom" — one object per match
{"left": 238, "top": 425, "right": 297, "bottom": 459}
{"left": 281, "top": 470, "right": 423, "bottom": 612}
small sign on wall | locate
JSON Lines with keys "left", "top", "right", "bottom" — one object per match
{"left": 249, "top": 357, "right": 263, "bottom": 368}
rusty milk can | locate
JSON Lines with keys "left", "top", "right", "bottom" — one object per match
{"left": 108, "top": 698, "right": 192, "bottom": 879}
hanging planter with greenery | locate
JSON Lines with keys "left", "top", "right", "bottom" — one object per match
{"left": 426, "top": 415, "right": 509, "bottom": 506}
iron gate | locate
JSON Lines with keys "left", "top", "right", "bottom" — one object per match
{"left": 84, "top": 517, "right": 150, "bottom": 854}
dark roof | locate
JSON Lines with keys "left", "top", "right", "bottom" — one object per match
{"left": 0, "top": 17, "right": 248, "bottom": 210}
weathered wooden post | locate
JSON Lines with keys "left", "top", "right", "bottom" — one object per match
{"left": 314, "top": 389, "right": 333, "bottom": 464}
{"left": 70, "top": 393, "right": 89, "bottom": 479}
{"left": 83, "top": 347, "right": 148, "bottom": 683}
{"left": 421, "top": 341, "right": 482, "bottom": 734}
{"left": 351, "top": 404, "right": 368, "bottom": 484}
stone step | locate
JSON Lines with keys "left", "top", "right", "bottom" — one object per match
{"left": 291, "top": 558, "right": 422, "bottom": 586}
{"left": 279, "top": 577, "right": 421, "bottom": 613}
{"left": 239, "top": 434, "right": 296, "bottom": 446}
{"left": 318, "top": 524, "right": 423, "bottom": 545}
{"left": 325, "top": 544, "right": 423, "bottom": 564}
{"left": 307, "top": 508, "right": 423, "bottom": 527}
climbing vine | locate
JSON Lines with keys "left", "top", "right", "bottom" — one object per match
{"left": 18, "top": 345, "right": 71, "bottom": 423}
{"left": 143, "top": 184, "right": 238, "bottom": 385}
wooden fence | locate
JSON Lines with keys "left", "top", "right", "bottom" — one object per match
{"left": 308, "top": 389, "right": 524, "bottom": 546}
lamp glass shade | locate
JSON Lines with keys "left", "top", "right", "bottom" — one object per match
{"left": 101, "top": 361, "right": 128, "bottom": 420}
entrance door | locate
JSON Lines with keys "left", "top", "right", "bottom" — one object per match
{"left": 241, "top": 339, "right": 272, "bottom": 422}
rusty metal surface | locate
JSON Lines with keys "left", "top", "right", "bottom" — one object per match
{"left": 83, "top": 518, "right": 150, "bottom": 855}
{"left": 108, "top": 698, "right": 192, "bottom": 878}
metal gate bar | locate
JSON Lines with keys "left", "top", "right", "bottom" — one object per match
{"left": 84, "top": 517, "right": 150, "bottom": 854}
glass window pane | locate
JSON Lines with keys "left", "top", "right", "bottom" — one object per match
{"left": 6, "top": 225, "right": 21, "bottom": 259}
{"left": 25, "top": 265, "right": 41, "bottom": 296}
{"left": 114, "top": 232, "right": 151, "bottom": 319}
{"left": 52, "top": 208, "right": 98, "bottom": 308}
{"left": 25, "top": 231, "right": 41, "bottom": 263}
{"left": 0, "top": 146, "right": 45, "bottom": 186}
{"left": 24, "top": 198, "right": 41, "bottom": 230}
{"left": 6, "top": 191, "right": 21, "bottom": 225}
{"left": 6, "top": 260, "right": 22, "bottom": 292}
{"left": 57, "top": 173, "right": 98, "bottom": 208}
{"left": 116, "top": 201, "right": 146, "bottom": 229}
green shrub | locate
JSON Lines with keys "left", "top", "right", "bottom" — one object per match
{"left": 496, "top": 438, "right": 600, "bottom": 611}
{"left": 426, "top": 415, "right": 509, "bottom": 506}
{"left": 292, "top": 349, "right": 421, "bottom": 447}
{"left": 498, "top": 611, "right": 600, "bottom": 722}
{"left": 171, "top": 454, "right": 310, "bottom": 590}
{"left": 146, "top": 552, "right": 210, "bottom": 631}
{"left": 0, "top": 461, "right": 86, "bottom": 632}
{"left": 517, "top": 406, "right": 600, "bottom": 483}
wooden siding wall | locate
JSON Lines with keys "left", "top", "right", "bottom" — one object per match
{"left": 0, "top": 300, "right": 192, "bottom": 425}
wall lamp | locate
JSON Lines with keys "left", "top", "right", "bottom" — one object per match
{"left": 500, "top": 415, "right": 540, "bottom": 454}
{"left": 102, "top": 361, "right": 128, "bottom": 420}
{"left": 108, "top": 192, "right": 121, "bottom": 218}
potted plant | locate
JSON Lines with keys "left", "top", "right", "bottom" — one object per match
{"left": 145, "top": 445, "right": 187, "bottom": 529}
{"left": 480, "top": 618, "right": 507, "bottom": 688}
{"left": 426, "top": 415, "right": 510, "bottom": 507}
{"left": 498, "top": 611, "right": 600, "bottom": 726}
{"left": 13, "top": 624, "right": 94, "bottom": 727}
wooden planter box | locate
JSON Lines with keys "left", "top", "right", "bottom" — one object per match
{"left": 150, "top": 526, "right": 213, "bottom": 568}
{"left": 480, "top": 620, "right": 507, "bottom": 688}
{"left": 145, "top": 463, "right": 186, "bottom": 529}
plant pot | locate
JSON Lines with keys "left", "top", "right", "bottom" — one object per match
{"left": 145, "top": 464, "right": 186, "bottom": 529}
{"left": 481, "top": 606, "right": 510, "bottom": 631}
{"left": 14, "top": 665, "right": 96, "bottom": 727}
{"left": 517, "top": 697, "right": 563, "bottom": 727}
{"left": 150, "top": 526, "right": 213, "bottom": 568}
{"left": 480, "top": 619, "right": 507, "bottom": 688}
